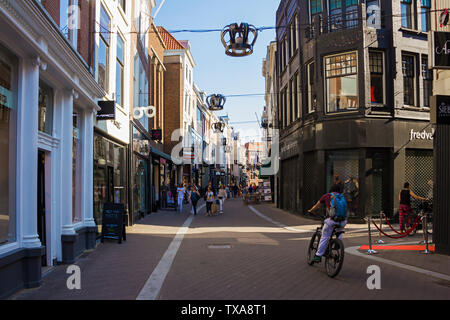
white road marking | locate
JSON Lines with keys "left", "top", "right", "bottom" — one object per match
{"left": 345, "top": 245, "right": 450, "bottom": 282}
{"left": 248, "top": 205, "right": 310, "bottom": 233}
{"left": 136, "top": 204, "right": 205, "bottom": 300}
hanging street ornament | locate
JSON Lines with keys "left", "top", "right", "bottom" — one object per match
{"left": 206, "top": 94, "right": 226, "bottom": 111}
{"left": 212, "top": 121, "right": 225, "bottom": 133}
{"left": 221, "top": 23, "right": 258, "bottom": 57}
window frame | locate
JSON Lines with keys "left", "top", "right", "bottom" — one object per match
{"left": 421, "top": 54, "right": 432, "bottom": 108}
{"left": 98, "top": 5, "right": 111, "bottom": 92}
{"left": 420, "top": 0, "right": 431, "bottom": 32}
{"left": 401, "top": 0, "right": 416, "bottom": 30}
{"left": 116, "top": 34, "right": 125, "bottom": 107}
{"left": 369, "top": 50, "right": 385, "bottom": 106}
{"left": 402, "top": 53, "right": 417, "bottom": 107}
{"left": 324, "top": 51, "right": 359, "bottom": 114}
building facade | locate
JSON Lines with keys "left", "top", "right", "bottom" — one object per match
{"left": 0, "top": 0, "right": 104, "bottom": 298}
{"left": 275, "top": 0, "right": 434, "bottom": 219}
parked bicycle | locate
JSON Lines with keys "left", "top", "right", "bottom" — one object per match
{"left": 307, "top": 215, "right": 345, "bottom": 278}
{"left": 405, "top": 200, "right": 433, "bottom": 237}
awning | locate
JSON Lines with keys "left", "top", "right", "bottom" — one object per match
{"left": 150, "top": 147, "right": 172, "bottom": 162}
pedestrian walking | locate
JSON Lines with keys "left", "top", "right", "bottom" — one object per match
{"left": 398, "top": 182, "right": 428, "bottom": 233}
{"left": 205, "top": 186, "right": 215, "bottom": 216}
{"left": 218, "top": 185, "right": 227, "bottom": 214}
{"left": 177, "top": 184, "right": 185, "bottom": 213}
{"left": 189, "top": 185, "right": 200, "bottom": 215}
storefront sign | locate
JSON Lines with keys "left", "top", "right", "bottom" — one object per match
{"left": 0, "top": 86, "right": 13, "bottom": 109}
{"left": 431, "top": 95, "right": 450, "bottom": 125}
{"left": 410, "top": 129, "right": 434, "bottom": 141}
{"left": 97, "top": 100, "right": 116, "bottom": 120}
{"left": 101, "top": 202, "right": 125, "bottom": 244}
{"left": 431, "top": 31, "right": 450, "bottom": 69}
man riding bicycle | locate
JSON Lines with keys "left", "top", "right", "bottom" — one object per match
{"left": 307, "top": 184, "right": 348, "bottom": 263}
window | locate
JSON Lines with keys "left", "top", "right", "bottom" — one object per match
{"left": 420, "top": 0, "right": 431, "bottom": 32}
{"left": 402, "top": 54, "right": 416, "bottom": 106}
{"left": 329, "top": 0, "right": 343, "bottom": 31}
{"left": 98, "top": 6, "right": 110, "bottom": 92}
{"left": 401, "top": 0, "right": 415, "bottom": 29}
{"left": 369, "top": 51, "right": 384, "bottom": 104}
{"left": 307, "top": 61, "right": 316, "bottom": 113}
{"left": 0, "top": 46, "right": 17, "bottom": 246}
{"left": 60, "top": 0, "right": 78, "bottom": 46}
{"left": 422, "top": 55, "right": 432, "bottom": 108}
{"left": 325, "top": 52, "right": 358, "bottom": 112}
{"left": 72, "top": 111, "right": 82, "bottom": 223}
{"left": 310, "top": 0, "right": 322, "bottom": 20}
{"left": 292, "top": 14, "right": 298, "bottom": 52}
{"left": 345, "top": 0, "right": 359, "bottom": 28}
{"left": 116, "top": 35, "right": 124, "bottom": 106}
{"left": 38, "top": 81, "right": 54, "bottom": 134}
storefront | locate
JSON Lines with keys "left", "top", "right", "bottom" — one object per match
{"left": 131, "top": 124, "right": 150, "bottom": 224}
{"left": 93, "top": 132, "right": 127, "bottom": 232}
{"left": 0, "top": 0, "right": 103, "bottom": 298}
{"left": 282, "top": 119, "right": 434, "bottom": 219}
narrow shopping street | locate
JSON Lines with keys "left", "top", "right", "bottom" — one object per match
{"left": 9, "top": 198, "right": 450, "bottom": 300}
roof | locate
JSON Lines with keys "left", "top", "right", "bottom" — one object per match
{"left": 157, "top": 27, "right": 185, "bottom": 50}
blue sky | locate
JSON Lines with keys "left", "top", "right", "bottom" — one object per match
{"left": 153, "top": 0, "right": 279, "bottom": 142}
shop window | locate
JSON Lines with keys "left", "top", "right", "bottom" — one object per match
{"left": 325, "top": 52, "right": 358, "bottom": 113}
{"left": 72, "top": 110, "right": 82, "bottom": 223}
{"left": 116, "top": 35, "right": 124, "bottom": 107}
{"left": 405, "top": 149, "right": 433, "bottom": 211}
{"left": 402, "top": 54, "right": 416, "bottom": 106}
{"left": 401, "top": 0, "right": 416, "bottom": 29}
{"left": 38, "top": 81, "right": 54, "bottom": 134}
{"left": 326, "top": 150, "right": 359, "bottom": 217}
{"left": 98, "top": 5, "right": 110, "bottom": 92}
{"left": 369, "top": 51, "right": 384, "bottom": 105}
{"left": 0, "top": 46, "right": 17, "bottom": 246}
{"left": 421, "top": 55, "right": 432, "bottom": 108}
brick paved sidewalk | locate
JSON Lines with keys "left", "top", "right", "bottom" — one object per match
{"left": 252, "top": 202, "right": 450, "bottom": 280}
{"left": 7, "top": 202, "right": 205, "bottom": 300}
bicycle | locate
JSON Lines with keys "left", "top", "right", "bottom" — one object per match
{"left": 405, "top": 200, "right": 433, "bottom": 237}
{"left": 307, "top": 216, "right": 345, "bottom": 278}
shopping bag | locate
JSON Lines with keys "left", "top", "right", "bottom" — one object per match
{"left": 211, "top": 202, "right": 218, "bottom": 214}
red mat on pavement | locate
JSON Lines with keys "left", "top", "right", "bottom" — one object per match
{"left": 359, "top": 245, "right": 435, "bottom": 251}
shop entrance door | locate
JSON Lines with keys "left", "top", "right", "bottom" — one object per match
{"left": 365, "top": 150, "right": 390, "bottom": 216}
{"left": 37, "top": 150, "right": 47, "bottom": 266}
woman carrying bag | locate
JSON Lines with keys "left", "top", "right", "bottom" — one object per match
{"left": 218, "top": 185, "right": 227, "bottom": 214}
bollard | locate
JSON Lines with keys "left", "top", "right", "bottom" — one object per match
{"left": 377, "top": 211, "right": 385, "bottom": 244}
{"left": 422, "top": 214, "right": 431, "bottom": 254}
{"left": 367, "top": 215, "right": 378, "bottom": 255}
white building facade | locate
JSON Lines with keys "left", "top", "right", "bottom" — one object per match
{"left": 0, "top": 0, "right": 104, "bottom": 298}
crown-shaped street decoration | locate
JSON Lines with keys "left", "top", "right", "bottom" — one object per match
{"left": 221, "top": 23, "right": 258, "bottom": 57}
{"left": 206, "top": 94, "right": 226, "bottom": 111}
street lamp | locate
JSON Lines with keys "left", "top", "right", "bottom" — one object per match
{"left": 207, "top": 94, "right": 226, "bottom": 111}
{"left": 221, "top": 23, "right": 258, "bottom": 57}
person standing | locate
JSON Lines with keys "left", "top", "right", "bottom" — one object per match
{"left": 218, "top": 185, "right": 227, "bottom": 214}
{"left": 398, "top": 182, "right": 428, "bottom": 233}
{"left": 177, "top": 184, "right": 185, "bottom": 213}
{"left": 189, "top": 185, "right": 200, "bottom": 215}
{"left": 205, "top": 186, "right": 215, "bottom": 216}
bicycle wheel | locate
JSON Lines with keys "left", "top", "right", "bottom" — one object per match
{"left": 325, "top": 239, "right": 344, "bottom": 278}
{"left": 307, "top": 232, "right": 320, "bottom": 266}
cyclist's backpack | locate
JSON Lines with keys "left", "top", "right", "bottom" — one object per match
{"left": 329, "top": 193, "right": 347, "bottom": 221}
